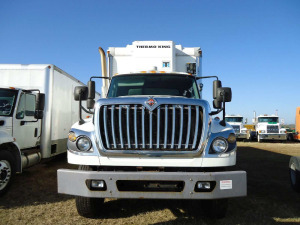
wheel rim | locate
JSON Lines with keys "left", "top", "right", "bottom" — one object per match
{"left": 0, "top": 160, "right": 12, "bottom": 191}
{"left": 290, "top": 163, "right": 297, "bottom": 185}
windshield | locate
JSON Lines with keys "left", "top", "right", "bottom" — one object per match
{"left": 225, "top": 117, "right": 243, "bottom": 122}
{"left": 0, "top": 88, "right": 18, "bottom": 116}
{"left": 107, "top": 74, "right": 200, "bottom": 99}
{"left": 258, "top": 117, "right": 279, "bottom": 123}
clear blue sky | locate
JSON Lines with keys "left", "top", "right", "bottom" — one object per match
{"left": 1, "top": 0, "right": 299, "bottom": 124}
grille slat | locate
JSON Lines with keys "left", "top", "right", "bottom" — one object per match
{"left": 126, "top": 106, "right": 131, "bottom": 149}
{"left": 99, "top": 104, "right": 203, "bottom": 151}
{"left": 103, "top": 106, "right": 110, "bottom": 148}
{"left": 134, "top": 105, "right": 138, "bottom": 148}
{"left": 149, "top": 111, "right": 153, "bottom": 148}
{"left": 185, "top": 106, "right": 192, "bottom": 149}
{"left": 178, "top": 106, "right": 184, "bottom": 149}
{"left": 142, "top": 107, "right": 145, "bottom": 148}
{"left": 157, "top": 107, "right": 161, "bottom": 149}
{"left": 164, "top": 105, "right": 168, "bottom": 149}
{"left": 171, "top": 107, "right": 176, "bottom": 149}
{"left": 111, "top": 105, "right": 117, "bottom": 148}
{"left": 192, "top": 106, "right": 200, "bottom": 149}
{"left": 119, "top": 106, "right": 124, "bottom": 148}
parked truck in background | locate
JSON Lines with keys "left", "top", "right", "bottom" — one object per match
{"left": 57, "top": 41, "right": 247, "bottom": 219}
{"left": 0, "top": 64, "right": 98, "bottom": 195}
{"left": 225, "top": 115, "right": 247, "bottom": 140}
{"left": 253, "top": 112, "right": 287, "bottom": 142}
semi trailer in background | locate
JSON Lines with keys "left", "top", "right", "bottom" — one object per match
{"left": 58, "top": 41, "right": 247, "bottom": 219}
{"left": 0, "top": 64, "right": 99, "bottom": 195}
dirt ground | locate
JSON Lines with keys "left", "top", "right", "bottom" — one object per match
{"left": 0, "top": 142, "right": 300, "bottom": 225}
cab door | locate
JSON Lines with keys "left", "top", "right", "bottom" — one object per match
{"left": 13, "top": 93, "right": 40, "bottom": 149}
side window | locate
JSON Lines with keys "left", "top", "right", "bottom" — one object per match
{"left": 25, "top": 94, "right": 36, "bottom": 117}
{"left": 16, "top": 94, "right": 36, "bottom": 119}
{"left": 16, "top": 94, "right": 25, "bottom": 119}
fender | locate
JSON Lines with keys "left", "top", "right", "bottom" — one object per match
{"left": 0, "top": 130, "right": 22, "bottom": 173}
{"left": 210, "top": 118, "right": 233, "bottom": 134}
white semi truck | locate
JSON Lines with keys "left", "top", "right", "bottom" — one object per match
{"left": 225, "top": 115, "right": 247, "bottom": 140}
{"left": 0, "top": 64, "right": 97, "bottom": 195}
{"left": 253, "top": 113, "right": 287, "bottom": 142}
{"left": 57, "top": 41, "right": 247, "bottom": 219}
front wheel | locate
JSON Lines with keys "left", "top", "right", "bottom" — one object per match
{"left": 75, "top": 165, "right": 105, "bottom": 218}
{"left": 203, "top": 199, "right": 228, "bottom": 219}
{"left": 0, "top": 151, "right": 15, "bottom": 196}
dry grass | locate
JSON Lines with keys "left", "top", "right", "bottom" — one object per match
{"left": 1, "top": 143, "right": 300, "bottom": 224}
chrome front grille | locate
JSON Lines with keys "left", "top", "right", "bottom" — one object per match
{"left": 99, "top": 104, "right": 203, "bottom": 151}
{"left": 231, "top": 125, "right": 240, "bottom": 133}
{"left": 267, "top": 125, "right": 279, "bottom": 133}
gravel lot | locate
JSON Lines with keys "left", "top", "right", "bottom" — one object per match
{"left": 0, "top": 142, "right": 300, "bottom": 225}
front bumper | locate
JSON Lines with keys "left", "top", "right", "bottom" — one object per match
{"left": 57, "top": 169, "right": 247, "bottom": 199}
{"left": 258, "top": 133, "right": 287, "bottom": 140}
{"left": 236, "top": 133, "right": 247, "bottom": 139}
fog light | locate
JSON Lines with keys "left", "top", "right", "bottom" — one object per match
{"left": 91, "top": 180, "right": 105, "bottom": 189}
{"left": 197, "top": 181, "right": 211, "bottom": 190}
{"left": 194, "top": 181, "right": 216, "bottom": 192}
{"left": 86, "top": 180, "right": 107, "bottom": 191}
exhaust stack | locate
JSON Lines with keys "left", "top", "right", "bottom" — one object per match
{"left": 99, "top": 47, "right": 108, "bottom": 96}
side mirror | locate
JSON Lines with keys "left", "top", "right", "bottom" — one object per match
{"left": 216, "top": 87, "right": 232, "bottom": 102}
{"left": 245, "top": 118, "right": 248, "bottom": 124}
{"left": 36, "top": 93, "right": 45, "bottom": 111}
{"left": 87, "top": 81, "right": 95, "bottom": 109}
{"left": 34, "top": 93, "right": 45, "bottom": 119}
{"left": 213, "top": 80, "right": 222, "bottom": 99}
{"left": 213, "top": 99, "right": 222, "bottom": 109}
{"left": 74, "top": 86, "right": 88, "bottom": 101}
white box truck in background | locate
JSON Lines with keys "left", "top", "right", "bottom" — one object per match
{"left": 58, "top": 41, "right": 247, "bottom": 219}
{"left": 0, "top": 64, "right": 98, "bottom": 195}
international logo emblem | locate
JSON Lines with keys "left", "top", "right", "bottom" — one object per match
{"left": 145, "top": 97, "right": 158, "bottom": 111}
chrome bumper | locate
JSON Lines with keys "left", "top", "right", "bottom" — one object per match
{"left": 57, "top": 169, "right": 247, "bottom": 199}
{"left": 236, "top": 133, "right": 247, "bottom": 139}
{"left": 259, "top": 134, "right": 287, "bottom": 140}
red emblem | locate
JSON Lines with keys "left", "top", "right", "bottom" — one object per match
{"left": 147, "top": 98, "right": 156, "bottom": 107}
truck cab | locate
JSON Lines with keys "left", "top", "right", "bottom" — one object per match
{"left": 57, "top": 41, "right": 247, "bottom": 219}
{"left": 0, "top": 87, "right": 44, "bottom": 195}
{"left": 254, "top": 115, "right": 286, "bottom": 142}
{"left": 225, "top": 115, "right": 247, "bottom": 140}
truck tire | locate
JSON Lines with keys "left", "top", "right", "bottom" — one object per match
{"left": 75, "top": 165, "right": 104, "bottom": 218}
{"left": 0, "top": 151, "right": 15, "bottom": 196}
{"left": 203, "top": 199, "right": 228, "bottom": 219}
{"left": 287, "top": 133, "right": 294, "bottom": 142}
{"left": 289, "top": 157, "right": 300, "bottom": 193}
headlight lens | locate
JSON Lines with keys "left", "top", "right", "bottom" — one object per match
{"left": 212, "top": 138, "right": 228, "bottom": 153}
{"left": 259, "top": 130, "right": 265, "bottom": 133}
{"left": 77, "top": 136, "right": 92, "bottom": 151}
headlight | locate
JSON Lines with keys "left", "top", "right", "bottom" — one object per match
{"left": 76, "top": 136, "right": 92, "bottom": 151}
{"left": 212, "top": 138, "right": 228, "bottom": 153}
{"left": 259, "top": 130, "right": 265, "bottom": 133}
